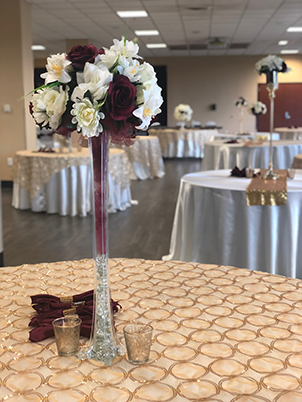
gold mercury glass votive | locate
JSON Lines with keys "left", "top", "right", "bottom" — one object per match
{"left": 123, "top": 324, "right": 153, "bottom": 364}
{"left": 52, "top": 315, "right": 82, "bottom": 356}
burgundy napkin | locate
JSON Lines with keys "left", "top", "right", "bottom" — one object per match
{"left": 29, "top": 290, "right": 121, "bottom": 342}
{"left": 224, "top": 139, "right": 239, "bottom": 144}
{"left": 230, "top": 166, "right": 247, "bottom": 177}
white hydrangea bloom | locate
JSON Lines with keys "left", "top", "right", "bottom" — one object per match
{"left": 41, "top": 53, "right": 72, "bottom": 84}
{"left": 71, "top": 97, "right": 104, "bottom": 137}
{"left": 255, "top": 55, "right": 285, "bottom": 74}
{"left": 173, "top": 104, "right": 193, "bottom": 122}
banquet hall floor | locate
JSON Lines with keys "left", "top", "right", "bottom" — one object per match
{"left": 1, "top": 159, "right": 201, "bottom": 266}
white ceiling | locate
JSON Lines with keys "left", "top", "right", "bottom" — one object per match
{"left": 26, "top": 0, "right": 302, "bottom": 58}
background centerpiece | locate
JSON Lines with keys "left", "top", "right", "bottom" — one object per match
{"left": 29, "top": 37, "right": 163, "bottom": 365}
{"left": 255, "top": 55, "right": 289, "bottom": 179}
{"left": 235, "top": 97, "right": 247, "bottom": 135}
{"left": 173, "top": 104, "right": 193, "bottom": 128}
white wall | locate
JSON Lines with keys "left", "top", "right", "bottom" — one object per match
{"left": 147, "top": 55, "right": 302, "bottom": 132}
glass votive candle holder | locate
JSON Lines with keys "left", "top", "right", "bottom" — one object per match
{"left": 123, "top": 324, "right": 153, "bottom": 364}
{"left": 52, "top": 315, "right": 82, "bottom": 356}
{"left": 287, "top": 169, "right": 295, "bottom": 179}
{"left": 245, "top": 168, "right": 254, "bottom": 178}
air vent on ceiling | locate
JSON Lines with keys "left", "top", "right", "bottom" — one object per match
{"left": 186, "top": 7, "right": 209, "bottom": 11}
{"left": 189, "top": 44, "right": 207, "bottom": 50}
{"left": 169, "top": 45, "right": 188, "bottom": 51}
{"left": 229, "top": 43, "right": 249, "bottom": 49}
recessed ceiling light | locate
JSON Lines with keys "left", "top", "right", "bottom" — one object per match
{"left": 31, "top": 45, "right": 46, "bottom": 51}
{"left": 135, "top": 30, "right": 159, "bottom": 36}
{"left": 287, "top": 27, "right": 302, "bottom": 32}
{"left": 146, "top": 43, "right": 167, "bottom": 49}
{"left": 278, "top": 40, "right": 288, "bottom": 46}
{"left": 117, "top": 10, "right": 148, "bottom": 18}
{"left": 280, "top": 49, "right": 299, "bottom": 54}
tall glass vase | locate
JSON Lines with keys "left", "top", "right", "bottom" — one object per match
{"left": 79, "top": 131, "right": 119, "bottom": 365}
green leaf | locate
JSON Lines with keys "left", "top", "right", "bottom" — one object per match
{"left": 109, "top": 56, "right": 120, "bottom": 73}
{"left": 113, "top": 120, "right": 124, "bottom": 131}
{"left": 96, "top": 92, "right": 108, "bottom": 110}
{"left": 126, "top": 115, "right": 142, "bottom": 125}
{"left": 84, "top": 90, "right": 93, "bottom": 103}
{"left": 20, "top": 81, "right": 60, "bottom": 100}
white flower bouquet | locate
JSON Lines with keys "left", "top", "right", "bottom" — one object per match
{"left": 255, "top": 55, "right": 289, "bottom": 75}
{"left": 248, "top": 101, "right": 267, "bottom": 116}
{"left": 235, "top": 97, "right": 247, "bottom": 108}
{"left": 173, "top": 104, "right": 193, "bottom": 123}
{"left": 29, "top": 37, "right": 163, "bottom": 145}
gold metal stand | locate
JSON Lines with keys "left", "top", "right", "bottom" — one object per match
{"left": 263, "top": 82, "right": 279, "bottom": 180}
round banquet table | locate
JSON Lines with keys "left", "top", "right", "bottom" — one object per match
{"left": 275, "top": 127, "right": 302, "bottom": 141}
{"left": 12, "top": 149, "right": 132, "bottom": 216}
{"left": 3, "top": 258, "right": 302, "bottom": 401}
{"left": 163, "top": 169, "right": 302, "bottom": 279}
{"left": 148, "top": 127, "right": 218, "bottom": 158}
{"left": 202, "top": 139, "right": 302, "bottom": 171}
{"left": 114, "top": 135, "right": 165, "bottom": 180}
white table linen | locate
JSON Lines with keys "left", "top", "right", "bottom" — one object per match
{"left": 114, "top": 135, "right": 165, "bottom": 180}
{"left": 163, "top": 169, "right": 302, "bottom": 279}
{"left": 275, "top": 127, "right": 302, "bottom": 140}
{"left": 214, "top": 132, "right": 280, "bottom": 140}
{"left": 12, "top": 149, "right": 133, "bottom": 216}
{"left": 149, "top": 128, "right": 218, "bottom": 158}
{"left": 202, "top": 139, "right": 302, "bottom": 171}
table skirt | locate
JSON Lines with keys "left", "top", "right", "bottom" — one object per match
{"left": 164, "top": 175, "right": 302, "bottom": 278}
{"left": 149, "top": 129, "right": 218, "bottom": 158}
{"left": 12, "top": 165, "right": 132, "bottom": 216}
{"left": 202, "top": 141, "right": 302, "bottom": 170}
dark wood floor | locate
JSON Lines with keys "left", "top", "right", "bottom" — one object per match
{"left": 1, "top": 159, "right": 201, "bottom": 267}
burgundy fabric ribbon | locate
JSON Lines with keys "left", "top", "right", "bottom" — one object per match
{"left": 29, "top": 290, "right": 121, "bottom": 342}
{"left": 230, "top": 166, "right": 247, "bottom": 177}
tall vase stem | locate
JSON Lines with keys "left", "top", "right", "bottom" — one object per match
{"left": 78, "top": 132, "right": 119, "bottom": 365}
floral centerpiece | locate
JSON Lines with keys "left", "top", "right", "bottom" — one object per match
{"left": 248, "top": 101, "right": 267, "bottom": 116}
{"left": 255, "top": 55, "right": 290, "bottom": 179}
{"left": 173, "top": 104, "right": 193, "bottom": 128}
{"left": 29, "top": 38, "right": 163, "bottom": 365}
{"left": 235, "top": 97, "right": 247, "bottom": 134}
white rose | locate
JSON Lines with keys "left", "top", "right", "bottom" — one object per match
{"left": 76, "top": 63, "right": 112, "bottom": 102}
{"left": 71, "top": 97, "right": 104, "bottom": 137}
{"left": 44, "top": 86, "right": 69, "bottom": 129}
{"left": 31, "top": 89, "right": 50, "bottom": 127}
{"left": 97, "top": 48, "right": 118, "bottom": 70}
{"left": 136, "top": 62, "right": 157, "bottom": 90}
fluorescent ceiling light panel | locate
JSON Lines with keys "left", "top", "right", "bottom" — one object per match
{"left": 278, "top": 40, "right": 288, "bottom": 46}
{"left": 31, "top": 45, "right": 46, "bottom": 50}
{"left": 280, "top": 49, "right": 299, "bottom": 54}
{"left": 117, "top": 10, "right": 148, "bottom": 18}
{"left": 146, "top": 43, "right": 167, "bottom": 48}
{"left": 135, "top": 30, "right": 159, "bottom": 36}
{"left": 287, "top": 27, "right": 302, "bottom": 32}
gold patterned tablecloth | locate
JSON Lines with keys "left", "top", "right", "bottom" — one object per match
{"left": 115, "top": 136, "right": 165, "bottom": 180}
{"left": 1, "top": 259, "right": 302, "bottom": 401}
{"left": 13, "top": 149, "right": 130, "bottom": 200}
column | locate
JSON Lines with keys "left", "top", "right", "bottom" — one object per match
{"left": 0, "top": 0, "right": 36, "bottom": 181}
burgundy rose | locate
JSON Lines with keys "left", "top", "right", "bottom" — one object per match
{"left": 29, "top": 102, "right": 34, "bottom": 116}
{"left": 281, "top": 61, "right": 288, "bottom": 73}
{"left": 67, "top": 44, "right": 104, "bottom": 69}
{"left": 106, "top": 75, "right": 137, "bottom": 121}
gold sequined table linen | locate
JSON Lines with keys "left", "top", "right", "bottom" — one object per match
{"left": 12, "top": 149, "right": 131, "bottom": 216}
{"left": 148, "top": 128, "right": 218, "bottom": 158}
{"left": 2, "top": 258, "right": 302, "bottom": 401}
{"left": 114, "top": 136, "right": 165, "bottom": 180}
{"left": 246, "top": 169, "right": 287, "bottom": 206}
